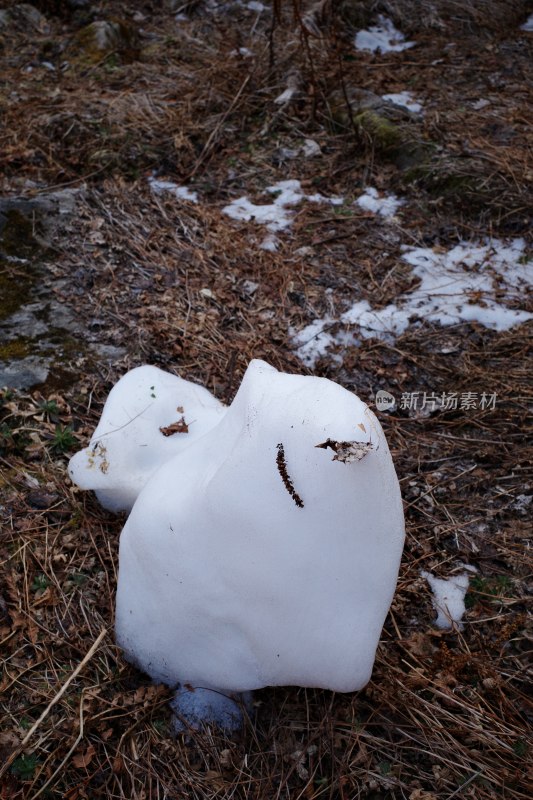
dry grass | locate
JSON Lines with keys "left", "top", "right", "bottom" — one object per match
{"left": 1, "top": 0, "right": 532, "bottom": 798}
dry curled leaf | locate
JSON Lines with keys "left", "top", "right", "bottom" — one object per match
{"left": 315, "top": 438, "right": 373, "bottom": 463}
{"left": 72, "top": 743, "right": 96, "bottom": 769}
{"left": 159, "top": 417, "right": 189, "bottom": 436}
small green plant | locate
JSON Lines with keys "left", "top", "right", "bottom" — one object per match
{"left": 0, "top": 419, "right": 29, "bottom": 456}
{"left": 31, "top": 573, "right": 50, "bottom": 592}
{"left": 465, "top": 575, "right": 514, "bottom": 608}
{"left": 103, "top": 53, "right": 120, "bottom": 70}
{"left": 0, "top": 389, "right": 14, "bottom": 407}
{"left": 11, "top": 753, "right": 40, "bottom": 780}
{"left": 0, "top": 422, "right": 13, "bottom": 445}
{"left": 152, "top": 718, "right": 169, "bottom": 735}
{"left": 39, "top": 399, "right": 59, "bottom": 419}
{"left": 332, "top": 205, "right": 353, "bottom": 217}
{"left": 51, "top": 425, "right": 77, "bottom": 453}
{"left": 71, "top": 572, "right": 88, "bottom": 586}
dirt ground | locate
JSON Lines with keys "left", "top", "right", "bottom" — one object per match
{"left": 0, "top": 1, "right": 532, "bottom": 798}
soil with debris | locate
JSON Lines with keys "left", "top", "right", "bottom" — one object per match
{"left": 0, "top": 1, "right": 531, "bottom": 798}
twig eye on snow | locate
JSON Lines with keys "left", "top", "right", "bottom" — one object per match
{"left": 315, "top": 438, "right": 373, "bottom": 463}
{"left": 276, "top": 443, "right": 304, "bottom": 508}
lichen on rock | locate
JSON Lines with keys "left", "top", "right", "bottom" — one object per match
{"left": 69, "top": 19, "right": 140, "bottom": 65}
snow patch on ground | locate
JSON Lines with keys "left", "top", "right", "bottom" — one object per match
{"left": 302, "top": 139, "right": 322, "bottom": 158}
{"left": 520, "top": 14, "right": 533, "bottom": 31}
{"left": 231, "top": 47, "right": 253, "bottom": 57}
{"left": 355, "top": 16, "right": 415, "bottom": 53}
{"left": 421, "top": 570, "right": 470, "bottom": 630}
{"left": 148, "top": 177, "right": 198, "bottom": 203}
{"left": 355, "top": 187, "right": 404, "bottom": 218}
{"left": 290, "top": 318, "right": 341, "bottom": 368}
{"left": 382, "top": 91, "right": 423, "bottom": 113}
{"left": 275, "top": 87, "right": 297, "bottom": 104}
{"left": 222, "top": 180, "right": 343, "bottom": 233}
{"left": 292, "top": 239, "right": 532, "bottom": 364}
{"left": 291, "top": 321, "right": 362, "bottom": 369}
{"left": 260, "top": 233, "right": 280, "bottom": 251}
{"left": 343, "top": 239, "right": 533, "bottom": 336}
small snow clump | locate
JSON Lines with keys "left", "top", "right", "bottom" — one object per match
{"left": 355, "top": 187, "right": 404, "bottom": 218}
{"left": 421, "top": 570, "right": 470, "bottom": 630}
{"left": 344, "top": 239, "right": 532, "bottom": 339}
{"left": 148, "top": 177, "right": 198, "bottom": 203}
{"left": 382, "top": 91, "right": 423, "bottom": 113}
{"left": 355, "top": 15, "right": 415, "bottom": 53}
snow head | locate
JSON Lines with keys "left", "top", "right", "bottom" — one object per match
{"left": 68, "top": 365, "right": 226, "bottom": 512}
{"left": 114, "top": 359, "right": 405, "bottom": 720}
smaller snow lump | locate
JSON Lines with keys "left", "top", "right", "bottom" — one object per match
{"left": 68, "top": 365, "right": 226, "bottom": 512}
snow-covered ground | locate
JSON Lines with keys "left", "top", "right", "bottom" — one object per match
{"left": 355, "top": 16, "right": 415, "bottom": 54}
{"left": 144, "top": 176, "right": 531, "bottom": 368}
{"left": 293, "top": 239, "right": 532, "bottom": 367}
{"left": 222, "top": 180, "right": 343, "bottom": 249}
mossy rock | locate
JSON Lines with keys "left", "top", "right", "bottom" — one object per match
{"left": 69, "top": 19, "right": 140, "bottom": 65}
{"left": 400, "top": 152, "right": 529, "bottom": 220}
{"left": 327, "top": 85, "right": 438, "bottom": 168}
{"left": 353, "top": 110, "right": 404, "bottom": 153}
{"left": 403, "top": 155, "right": 488, "bottom": 200}
{"left": 328, "top": 88, "right": 411, "bottom": 144}
{"left": 0, "top": 337, "right": 33, "bottom": 361}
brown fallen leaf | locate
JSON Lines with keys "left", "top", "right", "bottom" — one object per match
{"left": 112, "top": 754, "right": 124, "bottom": 774}
{"left": 72, "top": 743, "right": 96, "bottom": 769}
{"left": 159, "top": 416, "right": 189, "bottom": 436}
{"left": 315, "top": 438, "right": 373, "bottom": 463}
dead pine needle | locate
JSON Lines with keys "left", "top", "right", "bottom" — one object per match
{"left": 0, "top": 629, "right": 107, "bottom": 779}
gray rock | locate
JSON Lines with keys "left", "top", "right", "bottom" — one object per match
{"left": 0, "top": 356, "right": 50, "bottom": 390}
{"left": 0, "top": 4, "right": 50, "bottom": 33}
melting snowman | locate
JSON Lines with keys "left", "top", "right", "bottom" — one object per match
{"left": 70, "top": 359, "right": 404, "bottom": 731}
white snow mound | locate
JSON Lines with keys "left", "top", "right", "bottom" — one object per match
{"left": 115, "top": 359, "right": 405, "bottom": 699}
